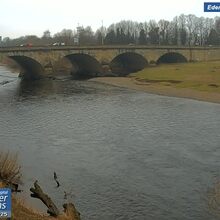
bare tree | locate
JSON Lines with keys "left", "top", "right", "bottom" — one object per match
{"left": 54, "top": 29, "right": 73, "bottom": 45}
{"left": 158, "top": 19, "right": 170, "bottom": 45}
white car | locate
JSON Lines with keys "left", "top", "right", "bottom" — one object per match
{"left": 52, "top": 42, "right": 65, "bottom": 46}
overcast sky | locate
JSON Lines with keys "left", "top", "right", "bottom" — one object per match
{"left": 0, "top": 0, "right": 219, "bottom": 38}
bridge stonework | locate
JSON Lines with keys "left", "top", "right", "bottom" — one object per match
{"left": 0, "top": 46, "right": 219, "bottom": 79}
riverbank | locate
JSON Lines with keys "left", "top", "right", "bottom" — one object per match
{"left": 0, "top": 192, "right": 78, "bottom": 220}
{"left": 0, "top": 151, "right": 80, "bottom": 220}
{"left": 0, "top": 182, "right": 80, "bottom": 220}
{"left": 91, "top": 61, "right": 220, "bottom": 104}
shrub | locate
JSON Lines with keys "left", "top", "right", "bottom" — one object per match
{"left": 0, "top": 151, "right": 22, "bottom": 185}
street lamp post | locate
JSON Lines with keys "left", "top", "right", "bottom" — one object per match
{"left": 101, "top": 20, "right": 104, "bottom": 45}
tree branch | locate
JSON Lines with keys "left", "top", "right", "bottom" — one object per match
{"left": 30, "top": 181, "right": 60, "bottom": 217}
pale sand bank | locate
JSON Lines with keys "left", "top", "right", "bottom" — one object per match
{"left": 90, "top": 77, "right": 220, "bottom": 104}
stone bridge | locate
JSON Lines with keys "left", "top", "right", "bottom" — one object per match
{"left": 0, "top": 45, "right": 220, "bottom": 79}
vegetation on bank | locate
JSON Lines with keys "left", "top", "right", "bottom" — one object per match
{"left": 0, "top": 151, "right": 80, "bottom": 220}
{"left": 131, "top": 61, "right": 220, "bottom": 93}
{"left": 0, "top": 151, "right": 21, "bottom": 186}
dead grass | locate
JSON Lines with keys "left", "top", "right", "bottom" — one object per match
{"left": 0, "top": 151, "right": 22, "bottom": 185}
{"left": 208, "top": 181, "right": 220, "bottom": 217}
{"left": 10, "top": 196, "right": 79, "bottom": 220}
{"left": 0, "top": 151, "right": 79, "bottom": 220}
{"left": 11, "top": 196, "right": 50, "bottom": 220}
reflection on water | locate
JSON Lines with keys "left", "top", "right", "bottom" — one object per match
{"left": 16, "top": 78, "right": 110, "bottom": 97}
{"left": 0, "top": 65, "right": 18, "bottom": 84}
{"left": 1, "top": 66, "right": 220, "bottom": 220}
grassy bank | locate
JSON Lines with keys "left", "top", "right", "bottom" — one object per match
{"left": 132, "top": 61, "right": 220, "bottom": 93}
{"left": 92, "top": 61, "right": 220, "bottom": 103}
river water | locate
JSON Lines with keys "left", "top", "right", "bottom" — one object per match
{"left": 0, "top": 65, "right": 220, "bottom": 220}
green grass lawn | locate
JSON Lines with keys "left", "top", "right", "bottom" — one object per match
{"left": 131, "top": 61, "right": 220, "bottom": 92}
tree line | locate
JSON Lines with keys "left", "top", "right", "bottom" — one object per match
{"left": 1, "top": 14, "right": 220, "bottom": 47}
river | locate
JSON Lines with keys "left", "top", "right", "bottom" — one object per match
{"left": 0, "top": 65, "right": 220, "bottom": 220}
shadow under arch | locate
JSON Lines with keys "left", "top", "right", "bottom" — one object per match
{"left": 157, "top": 52, "right": 187, "bottom": 64}
{"left": 9, "top": 55, "right": 44, "bottom": 80}
{"left": 110, "top": 52, "right": 148, "bottom": 76}
{"left": 65, "top": 53, "right": 103, "bottom": 79}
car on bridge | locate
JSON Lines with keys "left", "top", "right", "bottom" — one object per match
{"left": 52, "top": 42, "right": 65, "bottom": 46}
{"left": 20, "top": 43, "right": 33, "bottom": 47}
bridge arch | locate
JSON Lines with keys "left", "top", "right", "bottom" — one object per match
{"left": 9, "top": 55, "right": 44, "bottom": 80}
{"left": 157, "top": 52, "right": 187, "bottom": 64}
{"left": 110, "top": 52, "right": 148, "bottom": 76}
{"left": 65, "top": 53, "right": 102, "bottom": 79}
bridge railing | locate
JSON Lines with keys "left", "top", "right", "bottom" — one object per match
{"left": 0, "top": 45, "right": 220, "bottom": 52}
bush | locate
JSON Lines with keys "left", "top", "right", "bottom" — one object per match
{"left": 0, "top": 151, "right": 22, "bottom": 185}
